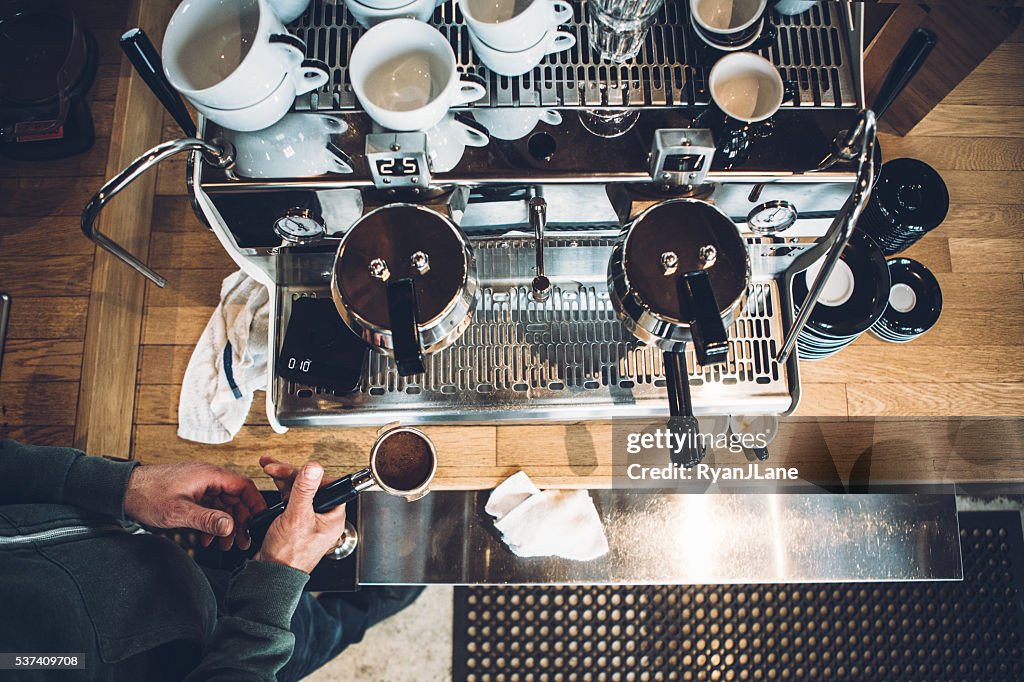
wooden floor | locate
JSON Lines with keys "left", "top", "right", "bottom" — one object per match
{"left": 1, "top": 8, "right": 1022, "bottom": 488}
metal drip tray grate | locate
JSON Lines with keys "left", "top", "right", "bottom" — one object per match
{"left": 274, "top": 238, "right": 794, "bottom": 426}
{"left": 291, "top": 0, "right": 855, "bottom": 110}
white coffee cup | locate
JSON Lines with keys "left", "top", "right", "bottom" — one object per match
{"left": 268, "top": 0, "right": 312, "bottom": 22}
{"left": 356, "top": 0, "right": 426, "bottom": 10}
{"left": 773, "top": 0, "right": 817, "bottom": 16}
{"left": 192, "top": 59, "right": 329, "bottom": 132}
{"left": 689, "top": 0, "right": 766, "bottom": 50}
{"left": 350, "top": 19, "right": 487, "bottom": 131}
{"left": 426, "top": 113, "right": 491, "bottom": 172}
{"left": 469, "top": 29, "right": 576, "bottom": 77}
{"left": 462, "top": 0, "right": 574, "bottom": 52}
{"left": 708, "top": 51, "right": 784, "bottom": 123}
{"left": 163, "top": 0, "right": 327, "bottom": 110}
{"left": 344, "top": 0, "right": 436, "bottom": 28}
{"left": 472, "top": 107, "right": 561, "bottom": 140}
{"left": 225, "top": 114, "right": 354, "bottom": 177}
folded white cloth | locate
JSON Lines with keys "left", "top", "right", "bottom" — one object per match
{"left": 178, "top": 271, "right": 269, "bottom": 444}
{"left": 485, "top": 471, "right": 609, "bottom": 561}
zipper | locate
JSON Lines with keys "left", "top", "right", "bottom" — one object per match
{"left": 0, "top": 524, "right": 125, "bottom": 548}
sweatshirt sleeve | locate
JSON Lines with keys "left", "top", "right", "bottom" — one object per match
{"left": 0, "top": 439, "right": 139, "bottom": 521}
{"left": 184, "top": 559, "right": 310, "bottom": 681}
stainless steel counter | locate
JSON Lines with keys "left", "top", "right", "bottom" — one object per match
{"left": 359, "top": 491, "right": 962, "bottom": 584}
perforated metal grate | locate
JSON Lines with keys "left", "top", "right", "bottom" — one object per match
{"left": 453, "top": 511, "right": 1024, "bottom": 682}
{"left": 279, "top": 238, "right": 792, "bottom": 422}
{"left": 289, "top": 0, "right": 856, "bottom": 109}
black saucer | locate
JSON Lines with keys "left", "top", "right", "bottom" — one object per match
{"left": 870, "top": 258, "right": 942, "bottom": 342}
{"left": 793, "top": 229, "right": 890, "bottom": 338}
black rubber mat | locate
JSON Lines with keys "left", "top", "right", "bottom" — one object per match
{"left": 453, "top": 511, "right": 1024, "bottom": 682}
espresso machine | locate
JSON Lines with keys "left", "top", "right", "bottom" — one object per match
{"left": 83, "top": 1, "right": 885, "bottom": 432}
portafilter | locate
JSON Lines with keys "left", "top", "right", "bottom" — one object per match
{"left": 247, "top": 426, "right": 438, "bottom": 545}
{"left": 331, "top": 204, "right": 478, "bottom": 377}
{"left": 608, "top": 199, "right": 750, "bottom": 467}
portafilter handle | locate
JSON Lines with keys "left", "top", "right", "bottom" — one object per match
{"left": 247, "top": 468, "right": 375, "bottom": 548}
{"left": 530, "top": 194, "right": 550, "bottom": 303}
{"left": 81, "top": 137, "right": 234, "bottom": 287}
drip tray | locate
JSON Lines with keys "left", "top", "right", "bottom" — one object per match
{"left": 272, "top": 238, "right": 795, "bottom": 426}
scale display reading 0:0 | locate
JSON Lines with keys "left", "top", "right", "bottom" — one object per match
{"left": 376, "top": 157, "right": 420, "bottom": 177}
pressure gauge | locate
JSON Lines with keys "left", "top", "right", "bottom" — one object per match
{"left": 746, "top": 200, "right": 798, "bottom": 235}
{"left": 273, "top": 208, "right": 326, "bottom": 245}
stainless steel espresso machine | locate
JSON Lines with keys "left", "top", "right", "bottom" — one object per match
{"left": 85, "top": 1, "right": 881, "bottom": 433}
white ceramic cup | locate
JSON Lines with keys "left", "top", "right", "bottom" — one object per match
{"left": 225, "top": 113, "right": 354, "bottom": 177}
{"left": 708, "top": 51, "right": 784, "bottom": 124}
{"left": 469, "top": 29, "right": 576, "bottom": 77}
{"left": 690, "top": 0, "right": 766, "bottom": 34}
{"left": 356, "top": 0, "right": 424, "bottom": 10}
{"left": 427, "top": 113, "right": 491, "bottom": 172}
{"left": 163, "top": 0, "right": 327, "bottom": 111}
{"left": 344, "top": 0, "right": 436, "bottom": 28}
{"left": 471, "top": 107, "right": 561, "bottom": 140}
{"left": 268, "top": 0, "right": 312, "bottom": 22}
{"left": 462, "top": 0, "right": 574, "bottom": 52}
{"left": 350, "top": 19, "right": 486, "bottom": 131}
{"left": 773, "top": 0, "right": 817, "bottom": 16}
{"left": 193, "top": 64, "right": 329, "bottom": 132}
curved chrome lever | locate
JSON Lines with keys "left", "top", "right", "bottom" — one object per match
{"left": 81, "top": 137, "right": 234, "bottom": 287}
{"left": 777, "top": 110, "right": 877, "bottom": 365}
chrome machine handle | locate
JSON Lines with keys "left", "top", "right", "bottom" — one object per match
{"left": 530, "top": 192, "right": 550, "bottom": 303}
{"left": 776, "top": 110, "right": 878, "bottom": 365}
{"left": 81, "top": 137, "right": 234, "bottom": 287}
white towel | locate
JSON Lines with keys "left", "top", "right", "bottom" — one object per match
{"left": 485, "top": 471, "right": 609, "bottom": 561}
{"left": 178, "top": 271, "right": 269, "bottom": 444}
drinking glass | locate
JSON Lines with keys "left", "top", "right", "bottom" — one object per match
{"left": 588, "top": 0, "right": 666, "bottom": 63}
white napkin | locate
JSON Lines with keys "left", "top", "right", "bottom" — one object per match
{"left": 485, "top": 472, "right": 609, "bottom": 561}
{"left": 178, "top": 271, "right": 269, "bottom": 444}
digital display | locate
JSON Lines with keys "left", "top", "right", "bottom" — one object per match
{"left": 375, "top": 157, "right": 420, "bottom": 177}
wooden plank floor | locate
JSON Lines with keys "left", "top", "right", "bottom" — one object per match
{"left": 2, "top": 11, "right": 1022, "bottom": 488}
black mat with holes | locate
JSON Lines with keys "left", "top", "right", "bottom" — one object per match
{"left": 452, "top": 511, "right": 1024, "bottom": 682}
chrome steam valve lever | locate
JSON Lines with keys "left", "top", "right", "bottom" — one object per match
{"left": 530, "top": 194, "right": 550, "bottom": 303}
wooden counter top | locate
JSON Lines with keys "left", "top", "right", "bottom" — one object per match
{"left": 1, "top": 3, "right": 1022, "bottom": 490}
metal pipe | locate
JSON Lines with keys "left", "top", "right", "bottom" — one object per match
{"left": 0, "top": 293, "right": 9, "bottom": 375}
{"left": 529, "top": 191, "right": 550, "bottom": 303}
{"left": 81, "top": 137, "right": 234, "bottom": 287}
{"left": 776, "top": 110, "right": 877, "bottom": 365}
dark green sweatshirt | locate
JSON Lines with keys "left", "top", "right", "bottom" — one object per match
{"left": 0, "top": 439, "right": 309, "bottom": 681}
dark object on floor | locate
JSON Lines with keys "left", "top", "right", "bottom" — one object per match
{"left": 870, "top": 257, "right": 943, "bottom": 344}
{"left": 454, "top": 511, "right": 1024, "bottom": 682}
{"left": 0, "top": 6, "right": 98, "bottom": 160}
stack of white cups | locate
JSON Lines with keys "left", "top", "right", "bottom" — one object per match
{"left": 463, "top": 0, "right": 577, "bottom": 76}
{"left": 162, "top": 0, "right": 328, "bottom": 132}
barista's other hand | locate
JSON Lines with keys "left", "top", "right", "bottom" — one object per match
{"left": 124, "top": 462, "right": 266, "bottom": 551}
{"left": 254, "top": 459, "right": 347, "bottom": 574}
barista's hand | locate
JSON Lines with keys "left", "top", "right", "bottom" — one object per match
{"left": 124, "top": 462, "right": 266, "bottom": 551}
{"left": 254, "top": 458, "right": 347, "bottom": 574}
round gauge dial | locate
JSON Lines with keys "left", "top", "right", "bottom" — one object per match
{"left": 273, "top": 208, "right": 326, "bottom": 245}
{"left": 746, "top": 200, "right": 798, "bottom": 235}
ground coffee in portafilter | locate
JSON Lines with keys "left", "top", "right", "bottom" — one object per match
{"left": 374, "top": 430, "right": 435, "bottom": 492}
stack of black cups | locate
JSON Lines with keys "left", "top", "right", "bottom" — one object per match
{"left": 859, "top": 158, "right": 949, "bottom": 256}
{"left": 869, "top": 258, "right": 943, "bottom": 343}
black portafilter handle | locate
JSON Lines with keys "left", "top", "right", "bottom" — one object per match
{"left": 665, "top": 351, "right": 704, "bottom": 468}
{"left": 247, "top": 472, "right": 362, "bottom": 546}
{"left": 872, "top": 27, "right": 937, "bottom": 121}
{"left": 120, "top": 28, "right": 197, "bottom": 138}
{"left": 387, "top": 278, "right": 426, "bottom": 377}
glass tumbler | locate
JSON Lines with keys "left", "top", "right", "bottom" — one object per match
{"left": 588, "top": 0, "right": 666, "bottom": 63}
